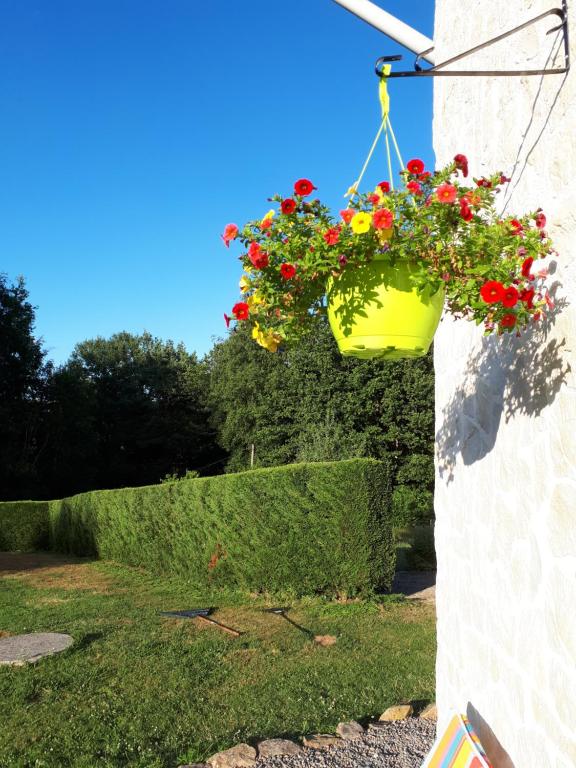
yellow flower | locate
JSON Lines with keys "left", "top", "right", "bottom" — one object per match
{"left": 351, "top": 211, "right": 372, "bottom": 234}
{"left": 252, "top": 323, "right": 282, "bottom": 353}
{"left": 263, "top": 209, "right": 275, "bottom": 220}
{"left": 239, "top": 275, "right": 251, "bottom": 293}
{"left": 247, "top": 291, "right": 266, "bottom": 308}
{"left": 377, "top": 228, "right": 393, "bottom": 244}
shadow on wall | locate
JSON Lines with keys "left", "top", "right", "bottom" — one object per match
{"left": 467, "top": 703, "right": 516, "bottom": 768}
{"left": 436, "top": 294, "right": 570, "bottom": 483}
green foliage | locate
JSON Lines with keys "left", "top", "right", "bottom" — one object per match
{"left": 42, "top": 332, "right": 225, "bottom": 496}
{"left": 0, "top": 501, "right": 49, "bottom": 551}
{"left": 0, "top": 274, "right": 50, "bottom": 500}
{"left": 208, "top": 323, "right": 435, "bottom": 510}
{"left": 49, "top": 459, "right": 395, "bottom": 596}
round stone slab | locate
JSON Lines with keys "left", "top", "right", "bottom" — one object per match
{"left": 0, "top": 633, "right": 73, "bottom": 666}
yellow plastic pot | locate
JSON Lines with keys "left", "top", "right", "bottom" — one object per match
{"left": 327, "top": 259, "right": 445, "bottom": 360}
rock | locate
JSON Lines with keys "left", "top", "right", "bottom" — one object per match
{"left": 0, "top": 633, "right": 73, "bottom": 666}
{"left": 314, "top": 635, "right": 337, "bottom": 647}
{"left": 379, "top": 704, "right": 414, "bottom": 721}
{"left": 420, "top": 702, "right": 438, "bottom": 721}
{"left": 368, "top": 722, "right": 389, "bottom": 731}
{"left": 207, "top": 744, "right": 256, "bottom": 768}
{"left": 302, "top": 734, "right": 343, "bottom": 749}
{"left": 336, "top": 721, "right": 364, "bottom": 740}
{"left": 257, "top": 739, "right": 303, "bottom": 758}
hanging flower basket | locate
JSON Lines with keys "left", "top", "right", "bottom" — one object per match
{"left": 222, "top": 156, "right": 556, "bottom": 357}
{"left": 327, "top": 258, "right": 445, "bottom": 360}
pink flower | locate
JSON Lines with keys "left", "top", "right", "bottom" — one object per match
{"left": 436, "top": 183, "right": 457, "bottom": 204}
{"left": 221, "top": 223, "right": 239, "bottom": 248}
{"left": 534, "top": 211, "right": 546, "bottom": 229}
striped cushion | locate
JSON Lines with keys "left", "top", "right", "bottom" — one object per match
{"left": 421, "top": 714, "right": 493, "bottom": 768}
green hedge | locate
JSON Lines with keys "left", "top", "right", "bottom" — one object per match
{"left": 0, "top": 501, "right": 49, "bottom": 551}
{"left": 49, "top": 459, "right": 394, "bottom": 595}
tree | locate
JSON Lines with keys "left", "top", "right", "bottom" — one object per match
{"left": 52, "top": 332, "right": 224, "bottom": 492}
{"left": 0, "top": 274, "right": 49, "bottom": 499}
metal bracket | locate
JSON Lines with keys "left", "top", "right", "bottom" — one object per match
{"left": 375, "top": 3, "right": 570, "bottom": 78}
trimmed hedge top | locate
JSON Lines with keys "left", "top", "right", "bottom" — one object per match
{"left": 48, "top": 459, "right": 394, "bottom": 596}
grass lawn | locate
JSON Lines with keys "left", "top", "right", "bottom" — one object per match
{"left": 0, "top": 553, "right": 436, "bottom": 768}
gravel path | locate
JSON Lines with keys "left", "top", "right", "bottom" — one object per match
{"left": 258, "top": 721, "right": 435, "bottom": 768}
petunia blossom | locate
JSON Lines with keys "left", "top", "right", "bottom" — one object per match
{"left": 340, "top": 209, "right": 355, "bottom": 224}
{"left": 280, "top": 263, "right": 296, "bottom": 280}
{"left": 221, "top": 223, "right": 239, "bottom": 247}
{"left": 502, "top": 286, "right": 519, "bottom": 308}
{"left": 232, "top": 302, "right": 249, "bottom": 321}
{"left": 436, "top": 183, "right": 457, "bottom": 204}
{"left": 480, "top": 281, "right": 505, "bottom": 303}
{"left": 454, "top": 154, "right": 469, "bottom": 177}
{"left": 373, "top": 208, "right": 393, "bottom": 230}
{"left": 500, "top": 314, "right": 517, "bottom": 329}
{"left": 407, "top": 181, "right": 422, "bottom": 196}
{"left": 294, "top": 178, "right": 316, "bottom": 196}
{"left": 407, "top": 158, "right": 425, "bottom": 175}
{"left": 323, "top": 226, "right": 341, "bottom": 245}
{"left": 281, "top": 198, "right": 297, "bottom": 215}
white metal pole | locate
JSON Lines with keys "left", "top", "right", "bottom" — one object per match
{"left": 331, "top": 0, "right": 436, "bottom": 65}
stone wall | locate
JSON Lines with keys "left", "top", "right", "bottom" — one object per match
{"left": 432, "top": 2, "right": 576, "bottom": 766}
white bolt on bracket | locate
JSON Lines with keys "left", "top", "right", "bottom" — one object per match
{"left": 331, "top": 0, "right": 436, "bottom": 65}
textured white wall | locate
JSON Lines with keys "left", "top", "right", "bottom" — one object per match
{"left": 432, "top": 2, "right": 576, "bottom": 766}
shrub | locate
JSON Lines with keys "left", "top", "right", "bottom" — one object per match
{"left": 0, "top": 501, "right": 49, "bottom": 551}
{"left": 49, "top": 459, "right": 394, "bottom": 596}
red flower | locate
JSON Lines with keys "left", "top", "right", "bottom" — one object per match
{"left": 373, "top": 208, "right": 393, "bottom": 230}
{"left": 475, "top": 178, "right": 492, "bottom": 188}
{"left": 407, "top": 158, "right": 425, "bottom": 175}
{"left": 500, "top": 174, "right": 511, "bottom": 184}
{"left": 248, "top": 242, "right": 269, "bottom": 269}
{"left": 510, "top": 219, "right": 523, "bottom": 235}
{"left": 260, "top": 217, "right": 273, "bottom": 230}
{"left": 281, "top": 198, "right": 297, "bottom": 215}
{"left": 519, "top": 288, "right": 535, "bottom": 308}
{"left": 406, "top": 181, "right": 422, "bottom": 196}
{"left": 454, "top": 154, "right": 469, "bottom": 177}
{"left": 280, "top": 263, "right": 296, "bottom": 280}
{"left": 232, "top": 302, "right": 249, "bottom": 321}
{"left": 377, "top": 181, "right": 390, "bottom": 193}
{"left": 502, "top": 285, "right": 519, "bottom": 308}
{"left": 480, "top": 281, "right": 505, "bottom": 303}
{"left": 224, "top": 313, "right": 231, "bottom": 328}
{"left": 535, "top": 211, "right": 547, "bottom": 229}
{"left": 323, "top": 226, "right": 341, "bottom": 245}
{"left": 294, "top": 178, "right": 316, "bottom": 196}
{"left": 419, "top": 171, "right": 432, "bottom": 181}
{"left": 368, "top": 194, "right": 380, "bottom": 206}
{"left": 436, "top": 183, "right": 457, "bottom": 204}
{"left": 459, "top": 200, "right": 473, "bottom": 222}
{"left": 221, "top": 223, "right": 239, "bottom": 248}
{"left": 500, "top": 314, "right": 517, "bottom": 329}
{"left": 521, "top": 257, "right": 534, "bottom": 279}
{"left": 340, "top": 209, "right": 355, "bottom": 224}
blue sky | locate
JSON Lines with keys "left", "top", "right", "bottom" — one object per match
{"left": 1, "top": 0, "right": 435, "bottom": 364}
